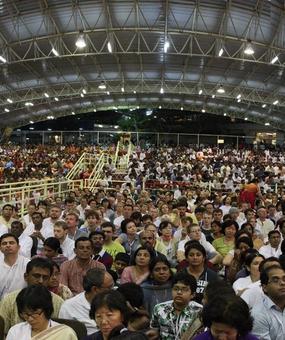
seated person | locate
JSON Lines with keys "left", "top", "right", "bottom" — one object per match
{"left": 113, "top": 252, "right": 130, "bottom": 285}
{"left": 48, "top": 261, "right": 73, "bottom": 300}
{"left": 89, "top": 231, "right": 113, "bottom": 269}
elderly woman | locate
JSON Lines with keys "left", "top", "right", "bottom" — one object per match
{"left": 6, "top": 285, "right": 77, "bottom": 340}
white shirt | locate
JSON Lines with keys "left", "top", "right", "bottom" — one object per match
{"left": 0, "top": 223, "right": 8, "bottom": 236}
{"left": 113, "top": 215, "right": 124, "bottom": 228}
{"left": 6, "top": 320, "right": 60, "bottom": 340}
{"left": 59, "top": 292, "right": 97, "bottom": 335}
{"left": 259, "top": 244, "right": 282, "bottom": 259}
{"left": 256, "top": 218, "right": 275, "bottom": 241}
{"left": 23, "top": 221, "right": 55, "bottom": 253}
{"left": 76, "top": 204, "right": 90, "bottom": 221}
{"left": 178, "top": 236, "right": 216, "bottom": 259}
{"left": 233, "top": 275, "right": 253, "bottom": 294}
{"left": 18, "top": 233, "right": 33, "bottom": 259}
{"left": 0, "top": 255, "right": 29, "bottom": 299}
{"left": 61, "top": 236, "right": 75, "bottom": 260}
{"left": 241, "top": 281, "right": 263, "bottom": 310}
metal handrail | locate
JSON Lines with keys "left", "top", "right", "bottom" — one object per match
{"left": 65, "top": 152, "right": 87, "bottom": 180}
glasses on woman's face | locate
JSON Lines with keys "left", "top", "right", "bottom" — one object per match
{"left": 21, "top": 310, "right": 43, "bottom": 320}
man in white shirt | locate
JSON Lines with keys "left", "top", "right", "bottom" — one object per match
{"left": 0, "top": 233, "right": 29, "bottom": 299}
{"left": 76, "top": 196, "right": 90, "bottom": 221}
{"left": 255, "top": 207, "right": 275, "bottom": 242}
{"left": 0, "top": 204, "right": 17, "bottom": 229}
{"left": 53, "top": 220, "right": 75, "bottom": 259}
{"left": 21, "top": 203, "right": 36, "bottom": 228}
{"left": 10, "top": 221, "right": 33, "bottom": 259}
{"left": 113, "top": 204, "right": 133, "bottom": 230}
{"left": 59, "top": 267, "right": 114, "bottom": 335}
{"left": 259, "top": 230, "right": 282, "bottom": 259}
{"left": 42, "top": 204, "right": 63, "bottom": 234}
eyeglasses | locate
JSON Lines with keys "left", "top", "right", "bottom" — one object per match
{"left": 268, "top": 276, "right": 285, "bottom": 285}
{"left": 21, "top": 310, "right": 43, "bottom": 319}
{"left": 172, "top": 286, "right": 190, "bottom": 293}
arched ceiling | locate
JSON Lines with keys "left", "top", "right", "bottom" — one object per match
{"left": 0, "top": 0, "right": 285, "bottom": 129}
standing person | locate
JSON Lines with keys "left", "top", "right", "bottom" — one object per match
{"left": 60, "top": 237, "right": 105, "bottom": 295}
{"left": 252, "top": 265, "right": 285, "bottom": 339}
{"left": 53, "top": 220, "right": 75, "bottom": 260}
{"left": 120, "top": 246, "right": 154, "bottom": 285}
{"left": 59, "top": 268, "right": 114, "bottom": 335}
{"left": 0, "top": 233, "right": 29, "bottom": 299}
{"left": 181, "top": 241, "right": 218, "bottom": 304}
{"left": 151, "top": 271, "right": 202, "bottom": 340}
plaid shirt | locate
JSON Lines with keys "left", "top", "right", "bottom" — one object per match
{"left": 150, "top": 300, "right": 202, "bottom": 340}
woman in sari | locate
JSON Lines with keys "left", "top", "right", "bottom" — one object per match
{"left": 6, "top": 285, "right": 77, "bottom": 340}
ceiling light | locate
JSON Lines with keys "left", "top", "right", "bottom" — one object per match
{"left": 54, "top": 97, "right": 59, "bottom": 101}
{"left": 136, "top": 106, "right": 139, "bottom": 109}
{"left": 224, "top": 113, "right": 227, "bottom": 116}
{"left": 44, "top": 93, "right": 49, "bottom": 98}
{"left": 106, "top": 91, "right": 110, "bottom": 95}
{"left": 7, "top": 98, "right": 13, "bottom": 103}
{"left": 244, "top": 117, "right": 248, "bottom": 121}
{"left": 29, "top": 127, "right": 34, "bottom": 130}
{"left": 217, "top": 85, "right": 225, "bottom": 94}
{"left": 25, "top": 102, "right": 34, "bottom": 106}
{"left": 4, "top": 108, "right": 9, "bottom": 112}
{"left": 0, "top": 56, "right": 7, "bottom": 63}
{"left": 114, "top": 125, "right": 119, "bottom": 129}
{"left": 82, "top": 89, "right": 87, "bottom": 94}
{"left": 98, "top": 124, "right": 103, "bottom": 128}
{"left": 218, "top": 48, "right": 224, "bottom": 57}
{"left": 202, "top": 109, "right": 205, "bottom": 113}
{"left": 98, "top": 82, "right": 106, "bottom": 90}
{"left": 270, "top": 55, "right": 279, "bottom": 64}
{"left": 93, "top": 109, "right": 97, "bottom": 112}
{"left": 107, "top": 41, "right": 112, "bottom": 53}
{"left": 71, "top": 112, "right": 75, "bottom": 115}
{"left": 51, "top": 48, "right": 59, "bottom": 56}
{"left": 47, "top": 128, "right": 52, "bottom": 131}
{"left": 265, "top": 122, "right": 270, "bottom": 126}
{"left": 237, "top": 94, "right": 241, "bottom": 99}
{"left": 146, "top": 109, "right": 153, "bottom": 116}
{"left": 159, "top": 105, "right": 162, "bottom": 109}
{"left": 181, "top": 107, "right": 184, "bottom": 111}
{"left": 273, "top": 100, "right": 279, "bottom": 105}
{"left": 75, "top": 34, "right": 86, "bottom": 49}
{"left": 121, "top": 87, "right": 125, "bottom": 93}
{"left": 237, "top": 98, "right": 241, "bottom": 103}
{"left": 80, "top": 93, "right": 84, "bottom": 98}
{"left": 29, "top": 120, "right": 34, "bottom": 124}
{"left": 47, "top": 115, "right": 54, "bottom": 120}
{"left": 199, "top": 89, "right": 203, "bottom": 95}
{"left": 160, "top": 87, "right": 164, "bottom": 94}
{"left": 262, "top": 104, "right": 267, "bottom": 108}
{"left": 212, "top": 94, "right": 215, "bottom": 98}
{"left": 164, "top": 40, "right": 170, "bottom": 53}
{"left": 133, "top": 90, "right": 136, "bottom": 94}
{"left": 244, "top": 41, "right": 254, "bottom": 55}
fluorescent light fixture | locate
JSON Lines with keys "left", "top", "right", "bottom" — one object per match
{"left": 202, "top": 109, "right": 205, "bottom": 113}
{"left": 51, "top": 48, "right": 59, "bottom": 56}
{"left": 54, "top": 97, "right": 59, "bottom": 101}
{"left": 107, "top": 91, "right": 110, "bottom": 95}
{"left": 160, "top": 87, "right": 164, "bottom": 94}
{"left": 146, "top": 109, "right": 153, "bottom": 116}
{"left": 107, "top": 41, "right": 112, "bottom": 53}
{"left": 180, "top": 107, "right": 184, "bottom": 111}
{"left": 121, "top": 87, "right": 125, "bottom": 93}
{"left": 199, "top": 89, "right": 203, "bottom": 95}
{"left": 218, "top": 48, "right": 224, "bottom": 57}
{"left": 212, "top": 94, "right": 216, "bottom": 98}
{"left": 273, "top": 100, "right": 279, "bottom": 105}
{"left": 47, "top": 128, "right": 52, "bottom": 131}
{"left": 244, "top": 42, "right": 254, "bottom": 55}
{"left": 80, "top": 93, "right": 84, "bottom": 98}
{"left": 136, "top": 106, "right": 139, "bottom": 109}
{"left": 164, "top": 40, "right": 170, "bottom": 53}
{"left": 244, "top": 117, "right": 248, "bottom": 121}
{"left": 270, "top": 55, "right": 278, "bottom": 64}
{"left": 224, "top": 113, "right": 227, "bottom": 116}
{"left": 237, "top": 94, "right": 241, "bottom": 99}
{"left": 0, "top": 56, "right": 7, "bottom": 63}
{"left": 262, "top": 104, "right": 267, "bottom": 108}
{"left": 7, "top": 98, "right": 13, "bottom": 103}
{"left": 47, "top": 115, "right": 54, "bottom": 120}
{"left": 44, "top": 93, "right": 49, "bottom": 98}
{"left": 4, "top": 108, "right": 9, "bottom": 112}
{"left": 25, "top": 102, "right": 34, "bottom": 107}
{"left": 98, "top": 82, "right": 106, "bottom": 90}
{"left": 133, "top": 90, "right": 136, "bottom": 94}
{"left": 75, "top": 34, "right": 86, "bottom": 49}
{"left": 98, "top": 124, "right": 103, "bottom": 128}
{"left": 159, "top": 105, "right": 162, "bottom": 109}
{"left": 71, "top": 112, "right": 75, "bottom": 115}
{"left": 237, "top": 98, "right": 241, "bottom": 103}
{"left": 29, "top": 127, "right": 34, "bottom": 130}
{"left": 217, "top": 85, "right": 225, "bottom": 94}
{"left": 82, "top": 89, "right": 87, "bottom": 94}
{"left": 265, "top": 122, "right": 270, "bottom": 126}
{"left": 114, "top": 125, "right": 119, "bottom": 129}
{"left": 93, "top": 109, "right": 97, "bottom": 112}
{"left": 29, "top": 120, "right": 34, "bottom": 124}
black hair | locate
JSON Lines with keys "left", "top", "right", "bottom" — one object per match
{"left": 172, "top": 271, "right": 197, "bottom": 293}
{"left": 240, "top": 222, "right": 254, "bottom": 234}
{"left": 235, "top": 236, "right": 253, "bottom": 250}
{"left": 26, "top": 257, "right": 53, "bottom": 276}
{"left": 101, "top": 221, "right": 115, "bottom": 231}
{"left": 221, "top": 220, "right": 239, "bottom": 233}
{"left": 83, "top": 268, "right": 106, "bottom": 292}
{"left": 117, "top": 283, "right": 144, "bottom": 309}
{"left": 115, "top": 252, "right": 130, "bottom": 264}
{"left": 259, "top": 257, "right": 280, "bottom": 272}
{"left": 108, "top": 328, "right": 148, "bottom": 340}
{"left": 130, "top": 246, "right": 155, "bottom": 266}
{"left": 16, "top": 285, "right": 53, "bottom": 320}
{"left": 43, "top": 237, "right": 62, "bottom": 254}
{"left": 141, "top": 214, "right": 153, "bottom": 222}
{"left": 0, "top": 233, "right": 19, "bottom": 245}
{"left": 268, "top": 230, "right": 281, "bottom": 239}
{"left": 244, "top": 252, "right": 265, "bottom": 270}
{"left": 89, "top": 230, "right": 106, "bottom": 240}
{"left": 149, "top": 256, "right": 172, "bottom": 277}
{"left": 2, "top": 204, "right": 14, "bottom": 210}
{"left": 89, "top": 290, "right": 128, "bottom": 323}
{"left": 201, "top": 295, "right": 253, "bottom": 336}
{"left": 203, "top": 280, "right": 235, "bottom": 304}
{"left": 281, "top": 239, "right": 285, "bottom": 254}
{"left": 11, "top": 220, "right": 24, "bottom": 230}
{"left": 121, "top": 219, "right": 136, "bottom": 234}
{"left": 158, "top": 220, "right": 173, "bottom": 236}
{"left": 260, "top": 264, "right": 284, "bottom": 285}
{"left": 75, "top": 236, "right": 92, "bottom": 248}
{"left": 130, "top": 211, "right": 142, "bottom": 221}
{"left": 185, "top": 240, "right": 206, "bottom": 258}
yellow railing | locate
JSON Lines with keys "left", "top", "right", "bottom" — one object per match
{"left": 65, "top": 152, "right": 99, "bottom": 180}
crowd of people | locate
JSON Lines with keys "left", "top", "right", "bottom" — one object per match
{"left": 0, "top": 144, "right": 285, "bottom": 339}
